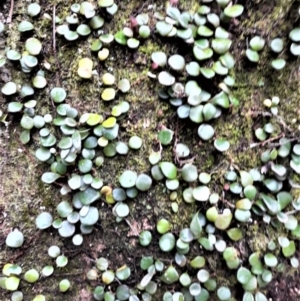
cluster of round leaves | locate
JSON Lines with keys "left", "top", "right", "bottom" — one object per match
{"left": 148, "top": 128, "right": 232, "bottom": 212}
{"left": 77, "top": 57, "right": 131, "bottom": 102}
{"left": 153, "top": 3, "right": 239, "bottom": 73}
{"left": 151, "top": 2, "right": 240, "bottom": 153}
{"left": 0, "top": 245, "right": 70, "bottom": 299}
{"left": 246, "top": 27, "right": 300, "bottom": 69}
{"left": 142, "top": 100, "right": 299, "bottom": 300}
{"left": 245, "top": 36, "right": 265, "bottom": 63}
{"left": 76, "top": 128, "right": 297, "bottom": 301}
{"left": 126, "top": 209, "right": 235, "bottom": 301}
{"left": 56, "top": 1, "right": 118, "bottom": 42}
{"left": 29, "top": 84, "right": 160, "bottom": 242}
{"left": 12, "top": 89, "right": 298, "bottom": 301}
{"left": 5, "top": 37, "right": 43, "bottom": 78}
{"left": 1, "top": 5, "right": 242, "bottom": 297}
{"left": 262, "top": 96, "right": 280, "bottom": 116}
{"left": 254, "top": 97, "right": 280, "bottom": 142}
{"left": 89, "top": 12, "right": 152, "bottom": 63}
{"left": 55, "top": 0, "right": 148, "bottom": 70}
{"left": 2, "top": 70, "right": 45, "bottom": 95}
{"left": 136, "top": 217, "right": 239, "bottom": 301}
{"left": 90, "top": 252, "right": 231, "bottom": 301}
{"left": 155, "top": 2, "right": 243, "bottom": 41}
{"left": 245, "top": 100, "right": 299, "bottom": 234}
{"left": 114, "top": 13, "right": 151, "bottom": 48}
{"left": 1, "top": 3, "right": 46, "bottom": 86}
{"left": 155, "top": 73, "right": 232, "bottom": 150}
{"left": 89, "top": 257, "right": 147, "bottom": 301}
{"left": 59, "top": 4, "right": 152, "bottom": 64}
{"left": 4, "top": 86, "right": 52, "bottom": 145}
{"left": 236, "top": 239, "right": 299, "bottom": 301}
{"left": 56, "top": 0, "right": 118, "bottom": 62}
{"left": 91, "top": 255, "right": 212, "bottom": 301}
{"left": 176, "top": 95, "right": 298, "bottom": 243}
{"left": 0, "top": 4, "right": 47, "bottom": 129}
{"left": 221, "top": 163, "right": 300, "bottom": 235}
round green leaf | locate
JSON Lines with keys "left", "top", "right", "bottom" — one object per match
{"left": 159, "top": 233, "right": 175, "bottom": 252}
{"left": 224, "top": 4, "right": 244, "bottom": 18}
{"left": 36, "top": 212, "right": 53, "bottom": 229}
{"left": 159, "top": 162, "right": 177, "bottom": 179}
{"left": 135, "top": 173, "right": 152, "bottom": 191}
{"left": 25, "top": 38, "right": 42, "bottom": 55}
{"left": 198, "top": 124, "right": 215, "bottom": 140}
{"left": 6, "top": 230, "right": 24, "bottom": 248}
{"left": 214, "top": 139, "right": 230, "bottom": 152}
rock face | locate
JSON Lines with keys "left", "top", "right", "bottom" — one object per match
{"left": 0, "top": 0, "right": 299, "bottom": 300}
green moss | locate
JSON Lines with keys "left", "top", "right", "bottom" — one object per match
{"left": 139, "top": 40, "right": 163, "bottom": 56}
{"left": 247, "top": 223, "right": 279, "bottom": 254}
{"left": 179, "top": 0, "right": 199, "bottom": 12}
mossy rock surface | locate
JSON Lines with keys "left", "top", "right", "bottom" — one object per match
{"left": 0, "top": 0, "right": 300, "bottom": 300}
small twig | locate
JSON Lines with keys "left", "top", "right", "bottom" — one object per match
{"left": 226, "top": 153, "right": 240, "bottom": 171}
{"left": 131, "top": 76, "right": 147, "bottom": 87}
{"left": 248, "top": 111, "right": 272, "bottom": 117}
{"left": 52, "top": 5, "right": 61, "bottom": 88}
{"left": 136, "top": 0, "right": 150, "bottom": 14}
{"left": 248, "top": 111, "right": 294, "bottom": 132}
{"left": 49, "top": 271, "right": 84, "bottom": 277}
{"left": 267, "top": 138, "right": 299, "bottom": 148}
{"left": 285, "top": 210, "right": 298, "bottom": 216}
{"left": 107, "top": 228, "right": 120, "bottom": 237}
{"left": 158, "top": 141, "right": 162, "bottom": 154}
{"left": 53, "top": 181, "right": 64, "bottom": 187}
{"left": 249, "top": 133, "right": 285, "bottom": 149}
{"left": 210, "top": 159, "right": 230, "bottom": 175}
{"left": 7, "top": 0, "right": 14, "bottom": 23}
{"left": 221, "top": 199, "right": 235, "bottom": 209}
{"left": 125, "top": 218, "right": 139, "bottom": 236}
{"left": 177, "top": 156, "right": 196, "bottom": 166}
{"left": 53, "top": 5, "right": 56, "bottom": 58}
